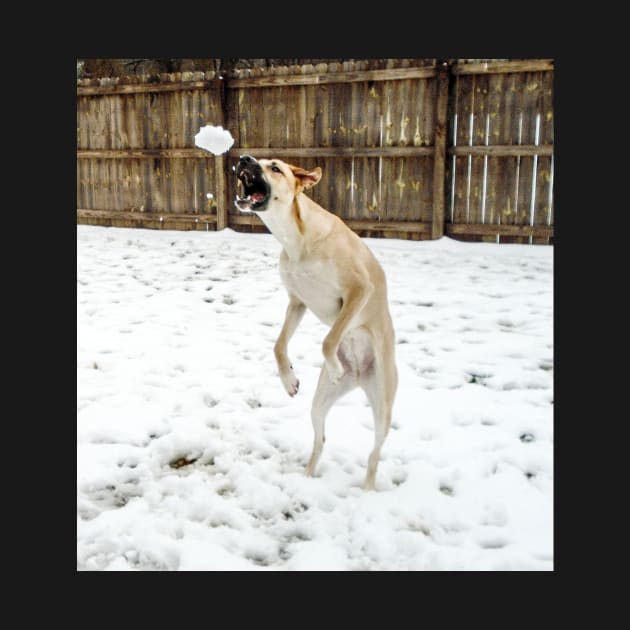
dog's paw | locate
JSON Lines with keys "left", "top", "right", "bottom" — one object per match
{"left": 287, "top": 378, "right": 299, "bottom": 397}
{"left": 280, "top": 370, "right": 299, "bottom": 397}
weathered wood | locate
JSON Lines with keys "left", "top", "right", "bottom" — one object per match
{"left": 540, "top": 70, "right": 554, "bottom": 145}
{"left": 226, "top": 66, "right": 437, "bottom": 88}
{"left": 161, "top": 157, "right": 172, "bottom": 213}
{"left": 431, "top": 64, "right": 449, "bottom": 239}
{"left": 468, "top": 73, "right": 487, "bottom": 225}
{"left": 77, "top": 79, "right": 220, "bottom": 96}
{"left": 262, "top": 85, "right": 274, "bottom": 149}
{"left": 230, "top": 212, "right": 431, "bottom": 233}
{"left": 77, "top": 208, "right": 218, "bottom": 230}
{"left": 513, "top": 75, "right": 532, "bottom": 236}
{"left": 351, "top": 80, "right": 367, "bottom": 219}
{"left": 422, "top": 155, "right": 434, "bottom": 222}
{"left": 483, "top": 73, "right": 503, "bottom": 231}
{"left": 453, "top": 72, "right": 473, "bottom": 224}
{"left": 378, "top": 77, "right": 394, "bottom": 220}
{"left": 452, "top": 60, "right": 553, "bottom": 75}
{"left": 331, "top": 82, "right": 349, "bottom": 212}
{"left": 533, "top": 155, "right": 552, "bottom": 232}
{"left": 346, "top": 82, "right": 359, "bottom": 220}
{"left": 78, "top": 148, "right": 219, "bottom": 159}
{"left": 227, "top": 146, "right": 433, "bottom": 158}
{"left": 501, "top": 72, "right": 520, "bottom": 231}
{"left": 244, "top": 75, "right": 258, "bottom": 144}
{"left": 345, "top": 219, "right": 432, "bottom": 233}
{"left": 446, "top": 223, "right": 553, "bottom": 237}
{"left": 77, "top": 59, "right": 553, "bottom": 243}
{"left": 214, "top": 155, "right": 228, "bottom": 230}
{"left": 211, "top": 77, "right": 229, "bottom": 231}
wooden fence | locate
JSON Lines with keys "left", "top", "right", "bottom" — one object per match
{"left": 77, "top": 59, "right": 553, "bottom": 243}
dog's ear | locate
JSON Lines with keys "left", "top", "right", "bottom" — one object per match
{"left": 289, "top": 166, "right": 322, "bottom": 191}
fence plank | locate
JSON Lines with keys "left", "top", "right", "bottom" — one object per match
{"left": 347, "top": 82, "right": 360, "bottom": 220}
{"left": 214, "top": 155, "right": 227, "bottom": 230}
{"left": 423, "top": 76, "right": 436, "bottom": 147}
{"left": 469, "top": 72, "right": 488, "bottom": 226}
{"left": 452, "top": 60, "right": 553, "bottom": 75}
{"left": 540, "top": 70, "right": 554, "bottom": 145}
{"left": 227, "top": 66, "right": 437, "bottom": 88}
{"left": 77, "top": 79, "right": 218, "bottom": 96}
{"left": 77, "top": 96, "right": 88, "bottom": 149}
{"left": 500, "top": 72, "right": 521, "bottom": 239}
{"left": 480, "top": 72, "right": 500, "bottom": 237}
{"left": 448, "top": 145, "right": 552, "bottom": 156}
{"left": 447, "top": 223, "right": 553, "bottom": 237}
{"left": 453, "top": 72, "right": 473, "bottom": 223}
{"left": 78, "top": 149, "right": 230, "bottom": 158}
{"left": 411, "top": 76, "right": 425, "bottom": 148}
{"left": 230, "top": 212, "right": 431, "bottom": 233}
{"left": 431, "top": 65, "right": 449, "bottom": 238}
{"left": 228, "top": 147, "right": 434, "bottom": 158}
{"left": 267, "top": 85, "right": 281, "bottom": 149}
{"left": 533, "top": 155, "right": 552, "bottom": 237}
{"left": 77, "top": 209, "right": 218, "bottom": 230}
{"left": 513, "top": 74, "right": 533, "bottom": 241}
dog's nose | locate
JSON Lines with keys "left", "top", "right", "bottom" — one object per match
{"left": 239, "top": 155, "right": 256, "bottom": 165}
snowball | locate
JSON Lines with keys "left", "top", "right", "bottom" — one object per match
{"left": 195, "top": 125, "right": 234, "bottom": 156}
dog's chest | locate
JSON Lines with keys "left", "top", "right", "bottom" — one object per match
{"left": 279, "top": 258, "right": 342, "bottom": 325}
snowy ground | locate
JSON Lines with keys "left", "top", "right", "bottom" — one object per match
{"left": 77, "top": 225, "right": 553, "bottom": 571}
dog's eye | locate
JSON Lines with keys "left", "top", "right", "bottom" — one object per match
{"left": 271, "top": 165, "right": 281, "bottom": 173}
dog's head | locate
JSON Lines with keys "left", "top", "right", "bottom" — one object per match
{"left": 235, "top": 155, "right": 322, "bottom": 212}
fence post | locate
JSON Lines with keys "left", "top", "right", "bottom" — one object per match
{"left": 431, "top": 61, "right": 450, "bottom": 239}
{"left": 214, "top": 77, "right": 229, "bottom": 230}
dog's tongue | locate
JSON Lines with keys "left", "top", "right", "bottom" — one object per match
{"left": 252, "top": 192, "right": 265, "bottom": 202}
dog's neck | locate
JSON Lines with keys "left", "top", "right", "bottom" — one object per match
{"left": 255, "top": 195, "right": 309, "bottom": 261}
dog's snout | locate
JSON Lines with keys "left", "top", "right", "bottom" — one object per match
{"left": 239, "top": 154, "right": 256, "bottom": 166}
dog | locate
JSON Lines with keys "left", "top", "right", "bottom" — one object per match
{"left": 235, "top": 155, "right": 398, "bottom": 490}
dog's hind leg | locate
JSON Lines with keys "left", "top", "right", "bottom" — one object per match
{"left": 305, "top": 361, "right": 357, "bottom": 478}
{"left": 359, "top": 340, "right": 398, "bottom": 490}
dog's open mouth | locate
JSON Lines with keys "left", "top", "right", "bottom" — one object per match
{"left": 235, "top": 168, "right": 271, "bottom": 212}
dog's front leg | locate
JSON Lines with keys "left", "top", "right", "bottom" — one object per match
{"left": 274, "top": 295, "right": 306, "bottom": 396}
{"left": 322, "top": 282, "right": 373, "bottom": 384}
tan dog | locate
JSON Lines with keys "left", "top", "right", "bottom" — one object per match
{"left": 235, "top": 155, "right": 398, "bottom": 490}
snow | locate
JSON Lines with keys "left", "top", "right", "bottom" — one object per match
{"left": 194, "top": 125, "right": 234, "bottom": 156}
{"left": 77, "top": 225, "right": 553, "bottom": 571}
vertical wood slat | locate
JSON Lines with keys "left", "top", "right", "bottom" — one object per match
{"left": 483, "top": 73, "right": 504, "bottom": 235}
{"left": 413, "top": 77, "right": 425, "bottom": 148}
{"left": 224, "top": 78, "right": 240, "bottom": 223}
{"left": 424, "top": 76, "right": 437, "bottom": 147}
{"left": 348, "top": 80, "right": 360, "bottom": 220}
{"left": 469, "top": 73, "right": 487, "bottom": 225}
{"left": 325, "top": 83, "right": 339, "bottom": 214}
{"left": 364, "top": 78, "right": 380, "bottom": 221}
{"left": 453, "top": 72, "right": 472, "bottom": 225}
{"left": 355, "top": 80, "right": 368, "bottom": 220}
{"left": 500, "top": 72, "right": 519, "bottom": 240}
{"left": 533, "top": 71, "right": 553, "bottom": 243}
{"left": 394, "top": 80, "right": 408, "bottom": 221}
{"left": 215, "top": 79, "right": 229, "bottom": 230}
{"left": 514, "top": 74, "right": 532, "bottom": 242}
{"left": 380, "top": 79, "right": 394, "bottom": 220}
{"left": 431, "top": 64, "right": 449, "bottom": 239}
